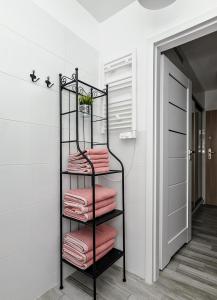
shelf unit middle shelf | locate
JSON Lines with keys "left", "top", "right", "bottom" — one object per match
{"left": 62, "top": 170, "right": 122, "bottom": 176}
{"left": 63, "top": 209, "right": 123, "bottom": 226}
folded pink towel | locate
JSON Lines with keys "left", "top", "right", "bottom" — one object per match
{"left": 64, "top": 197, "right": 115, "bottom": 214}
{"left": 86, "top": 153, "right": 109, "bottom": 160}
{"left": 69, "top": 148, "right": 109, "bottom": 162}
{"left": 89, "top": 158, "right": 109, "bottom": 163}
{"left": 68, "top": 162, "right": 109, "bottom": 169}
{"left": 63, "top": 224, "right": 117, "bottom": 253}
{"left": 69, "top": 147, "right": 108, "bottom": 156}
{"left": 63, "top": 245, "right": 113, "bottom": 270}
{"left": 68, "top": 158, "right": 109, "bottom": 164}
{"left": 69, "top": 153, "right": 109, "bottom": 161}
{"left": 63, "top": 238, "right": 115, "bottom": 263}
{"left": 86, "top": 148, "right": 108, "bottom": 155}
{"left": 64, "top": 185, "right": 117, "bottom": 206}
{"left": 66, "top": 166, "right": 110, "bottom": 174}
{"left": 64, "top": 201, "right": 116, "bottom": 222}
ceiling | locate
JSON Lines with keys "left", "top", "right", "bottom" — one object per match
{"left": 77, "top": 0, "right": 134, "bottom": 22}
{"left": 180, "top": 31, "right": 217, "bottom": 91}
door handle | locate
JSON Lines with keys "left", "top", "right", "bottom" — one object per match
{"left": 188, "top": 149, "right": 195, "bottom": 160}
{"left": 189, "top": 150, "right": 195, "bottom": 155}
{"left": 208, "top": 148, "right": 215, "bottom": 160}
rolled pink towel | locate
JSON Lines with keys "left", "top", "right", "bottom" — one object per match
{"left": 63, "top": 224, "right": 117, "bottom": 253}
{"left": 64, "top": 197, "right": 115, "bottom": 214}
{"left": 64, "top": 185, "right": 117, "bottom": 206}
{"left": 64, "top": 201, "right": 116, "bottom": 222}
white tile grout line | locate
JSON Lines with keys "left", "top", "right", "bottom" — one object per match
{"left": 0, "top": 196, "right": 60, "bottom": 218}
{"left": 0, "top": 116, "right": 59, "bottom": 129}
{"left": 0, "top": 162, "right": 50, "bottom": 166}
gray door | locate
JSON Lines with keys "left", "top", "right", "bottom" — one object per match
{"left": 159, "top": 55, "right": 192, "bottom": 269}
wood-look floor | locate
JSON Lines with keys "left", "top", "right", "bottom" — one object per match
{"left": 38, "top": 205, "right": 217, "bottom": 300}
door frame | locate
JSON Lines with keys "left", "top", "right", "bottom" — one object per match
{"left": 148, "top": 15, "right": 217, "bottom": 283}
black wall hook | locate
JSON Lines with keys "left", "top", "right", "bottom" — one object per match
{"left": 45, "top": 76, "right": 54, "bottom": 88}
{"left": 30, "top": 70, "right": 40, "bottom": 82}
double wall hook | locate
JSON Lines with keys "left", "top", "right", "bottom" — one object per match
{"left": 30, "top": 70, "right": 40, "bottom": 82}
{"left": 45, "top": 76, "right": 54, "bottom": 88}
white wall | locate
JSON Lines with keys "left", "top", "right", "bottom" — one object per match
{"left": 0, "top": 1, "right": 99, "bottom": 299}
{"left": 32, "top": 0, "right": 99, "bottom": 50}
{"left": 99, "top": 0, "right": 217, "bottom": 282}
{"left": 205, "top": 89, "right": 217, "bottom": 110}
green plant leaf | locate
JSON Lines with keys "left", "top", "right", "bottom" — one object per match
{"left": 79, "top": 95, "right": 93, "bottom": 105}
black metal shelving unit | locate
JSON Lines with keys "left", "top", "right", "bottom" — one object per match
{"left": 59, "top": 68, "right": 126, "bottom": 300}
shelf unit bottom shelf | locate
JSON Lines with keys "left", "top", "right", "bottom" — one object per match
{"left": 62, "top": 248, "right": 123, "bottom": 279}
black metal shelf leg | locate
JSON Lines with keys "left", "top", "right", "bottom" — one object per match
{"left": 59, "top": 73, "right": 64, "bottom": 290}
{"left": 92, "top": 173, "right": 96, "bottom": 299}
{"left": 93, "top": 278, "right": 97, "bottom": 300}
{"left": 122, "top": 169, "right": 126, "bottom": 282}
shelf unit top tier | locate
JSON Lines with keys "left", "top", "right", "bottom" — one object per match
{"left": 61, "top": 73, "right": 107, "bottom": 99}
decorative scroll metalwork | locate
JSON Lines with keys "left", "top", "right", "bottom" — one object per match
{"left": 61, "top": 73, "right": 106, "bottom": 98}
{"left": 69, "top": 84, "right": 88, "bottom": 96}
{"left": 61, "top": 73, "right": 76, "bottom": 86}
{"left": 92, "top": 89, "right": 106, "bottom": 99}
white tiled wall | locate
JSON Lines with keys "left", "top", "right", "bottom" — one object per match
{"left": 99, "top": 131, "right": 146, "bottom": 277}
{"left": 0, "top": 1, "right": 99, "bottom": 299}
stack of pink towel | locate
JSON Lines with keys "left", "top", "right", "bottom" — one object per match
{"left": 67, "top": 148, "right": 110, "bottom": 174}
{"left": 64, "top": 185, "right": 117, "bottom": 222}
{"left": 62, "top": 224, "right": 117, "bottom": 269}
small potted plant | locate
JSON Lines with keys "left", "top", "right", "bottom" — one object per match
{"left": 79, "top": 95, "right": 93, "bottom": 116}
